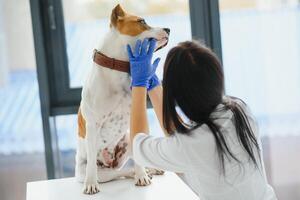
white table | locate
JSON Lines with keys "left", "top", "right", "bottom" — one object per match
{"left": 26, "top": 172, "right": 198, "bottom": 200}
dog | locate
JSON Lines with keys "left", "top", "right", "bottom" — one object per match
{"left": 75, "top": 4, "right": 170, "bottom": 194}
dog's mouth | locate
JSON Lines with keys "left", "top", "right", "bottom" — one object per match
{"left": 150, "top": 37, "right": 169, "bottom": 52}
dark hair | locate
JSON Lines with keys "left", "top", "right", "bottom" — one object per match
{"left": 162, "top": 40, "right": 261, "bottom": 173}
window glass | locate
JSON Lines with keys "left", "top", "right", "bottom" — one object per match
{"left": 55, "top": 115, "right": 77, "bottom": 177}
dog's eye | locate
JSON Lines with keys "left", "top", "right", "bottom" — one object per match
{"left": 138, "top": 19, "right": 147, "bottom": 25}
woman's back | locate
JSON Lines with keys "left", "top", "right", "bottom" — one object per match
{"left": 174, "top": 97, "right": 277, "bottom": 199}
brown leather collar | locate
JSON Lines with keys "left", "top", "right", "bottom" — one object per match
{"left": 93, "top": 49, "right": 130, "bottom": 73}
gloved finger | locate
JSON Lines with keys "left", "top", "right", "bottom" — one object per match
{"left": 126, "top": 44, "right": 134, "bottom": 59}
{"left": 153, "top": 74, "right": 159, "bottom": 81}
{"left": 152, "top": 57, "right": 161, "bottom": 70}
{"left": 147, "top": 39, "right": 157, "bottom": 55}
{"left": 133, "top": 39, "right": 142, "bottom": 57}
{"left": 140, "top": 38, "right": 149, "bottom": 56}
{"left": 150, "top": 58, "right": 160, "bottom": 76}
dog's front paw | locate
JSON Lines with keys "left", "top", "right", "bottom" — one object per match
{"left": 135, "top": 173, "right": 152, "bottom": 186}
{"left": 83, "top": 182, "right": 100, "bottom": 194}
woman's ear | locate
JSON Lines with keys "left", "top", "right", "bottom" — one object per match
{"left": 110, "top": 4, "right": 126, "bottom": 27}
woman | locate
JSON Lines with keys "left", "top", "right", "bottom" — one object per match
{"left": 127, "top": 39, "right": 277, "bottom": 200}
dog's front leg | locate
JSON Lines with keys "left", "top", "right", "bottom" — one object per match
{"left": 134, "top": 164, "right": 152, "bottom": 186}
{"left": 83, "top": 123, "right": 100, "bottom": 194}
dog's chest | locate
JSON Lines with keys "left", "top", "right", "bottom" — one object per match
{"left": 95, "top": 93, "right": 131, "bottom": 169}
{"left": 95, "top": 91, "right": 131, "bottom": 148}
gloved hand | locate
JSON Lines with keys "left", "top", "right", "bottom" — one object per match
{"left": 127, "top": 38, "right": 161, "bottom": 88}
{"left": 148, "top": 74, "right": 160, "bottom": 91}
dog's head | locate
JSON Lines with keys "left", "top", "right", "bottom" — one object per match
{"left": 110, "top": 4, "right": 170, "bottom": 51}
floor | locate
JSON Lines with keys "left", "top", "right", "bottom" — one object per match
{"left": 0, "top": 153, "right": 46, "bottom": 200}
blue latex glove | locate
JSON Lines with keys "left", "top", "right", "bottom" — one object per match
{"left": 127, "top": 39, "right": 161, "bottom": 88}
{"left": 148, "top": 74, "right": 160, "bottom": 91}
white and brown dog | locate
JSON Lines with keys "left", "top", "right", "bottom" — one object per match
{"left": 76, "top": 4, "right": 170, "bottom": 194}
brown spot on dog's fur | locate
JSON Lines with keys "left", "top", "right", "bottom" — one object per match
{"left": 96, "top": 135, "right": 128, "bottom": 169}
{"left": 97, "top": 160, "right": 106, "bottom": 168}
{"left": 78, "top": 107, "right": 86, "bottom": 138}
{"left": 110, "top": 4, "right": 151, "bottom": 36}
{"left": 111, "top": 135, "right": 128, "bottom": 168}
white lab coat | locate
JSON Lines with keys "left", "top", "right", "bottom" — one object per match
{"left": 133, "top": 98, "right": 277, "bottom": 200}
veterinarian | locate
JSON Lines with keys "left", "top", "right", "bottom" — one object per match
{"left": 126, "top": 39, "right": 277, "bottom": 200}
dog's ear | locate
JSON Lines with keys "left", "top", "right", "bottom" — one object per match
{"left": 111, "top": 4, "right": 125, "bottom": 27}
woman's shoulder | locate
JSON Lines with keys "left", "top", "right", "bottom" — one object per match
{"left": 172, "top": 124, "right": 217, "bottom": 150}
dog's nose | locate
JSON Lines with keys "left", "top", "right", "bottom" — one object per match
{"left": 163, "top": 28, "right": 170, "bottom": 35}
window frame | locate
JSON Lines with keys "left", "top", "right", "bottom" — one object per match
{"left": 30, "top": 0, "right": 222, "bottom": 179}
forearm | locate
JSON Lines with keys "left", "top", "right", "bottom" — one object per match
{"left": 148, "top": 85, "right": 168, "bottom": 136}
{"left": 130, "top": 87, "right": 149, "bottom": 142}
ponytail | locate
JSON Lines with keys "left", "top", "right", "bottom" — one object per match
{"left": 191, "top": 96, "right": 261, "bottom": 174}
{"left": 223, "top": 96, "right": 261, "bottom": 167}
